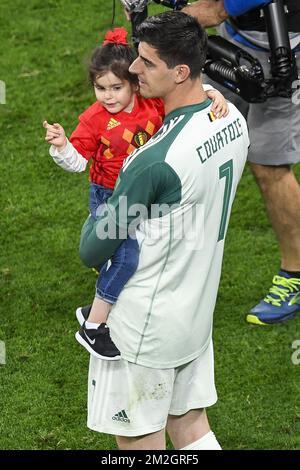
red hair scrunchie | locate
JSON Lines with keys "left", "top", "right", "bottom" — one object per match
{"left": 103, "top": 27, "right": 128, "bottom": 46}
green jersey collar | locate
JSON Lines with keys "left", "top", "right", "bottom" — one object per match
{"left": 164, "top": 99, "right": 212, "bottom": 123}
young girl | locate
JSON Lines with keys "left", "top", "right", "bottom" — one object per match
{"left": 44, "top": 27, "right": 229, "bottom": 361}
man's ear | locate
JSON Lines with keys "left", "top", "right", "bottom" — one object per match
{"left": 174, "top": 64, "right": 191, "bottom": 84}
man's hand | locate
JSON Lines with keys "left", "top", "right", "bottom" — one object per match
{"left": 43, "top": 121, "right": 67, "bottom": 152}
{"left": 182, "top": 0, "right": 228, "bottom": 28}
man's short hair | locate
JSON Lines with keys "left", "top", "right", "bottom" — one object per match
{"left": 136, "top": 11, "right": 207, "bottom": 79}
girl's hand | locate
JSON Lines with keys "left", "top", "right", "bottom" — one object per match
{"left": 43, "top": 121, "right": 67, "bottom": 151}
{"left": 207, "top": 89, "right": 229, "bottom": 118}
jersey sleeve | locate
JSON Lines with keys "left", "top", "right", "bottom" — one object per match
{"left": 79, "top": 161, "right": 181, "bottom": 268}
{"left": 224, "top": 0, "right": 272, "bottom": 17}
{"left": 69, "top": 112, "right": 99, "bottom": 161}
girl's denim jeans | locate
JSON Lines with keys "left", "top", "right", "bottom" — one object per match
{"left": 89, "top": 183, "right": 139, "bottom": 304}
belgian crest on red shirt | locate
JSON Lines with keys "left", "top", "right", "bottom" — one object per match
{"left": 134, "top": 131, "right": 148, "bottom": 147}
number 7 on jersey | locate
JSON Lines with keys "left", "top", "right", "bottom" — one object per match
{"left": 218, "top": 159, "right": 233, "bottom": 242}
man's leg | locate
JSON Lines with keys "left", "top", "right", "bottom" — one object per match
{"left": 116, "top": 429, "right": 166, "bottom": 450}
{"left": 166, "top": 408, "right": 221, "bottom": 450}
{"left": 251, "top": 163, "right": 300, "bottom": 270}
{"left": 247, "top": 163, "right": 300, "bottom": 324}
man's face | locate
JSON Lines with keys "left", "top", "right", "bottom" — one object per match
{"left": 129, "top": 42, "right": 176, "bottom": 99}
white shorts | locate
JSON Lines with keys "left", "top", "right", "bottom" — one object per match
{"left": 87, "top": 340, "right": 217, "bottom": 437}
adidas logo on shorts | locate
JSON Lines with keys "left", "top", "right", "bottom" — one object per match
{"left": 112, "top": 409, "right": 130, "bottom": 423}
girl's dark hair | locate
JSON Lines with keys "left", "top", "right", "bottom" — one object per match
{"left": 136, "top": 11, "right": 207, "bottom": 79}
{"left": 89, "top": 43, "right": 138, "bottom": 86}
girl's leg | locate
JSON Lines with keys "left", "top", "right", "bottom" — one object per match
{"left": 87, "top": 297, "right": 112, "bottom": 324}
{"left": 81, "top": 236, "right": 139, "bottom": 329}
{"left": 76, "top": 184, "right": 122, "bottom": 359}
{"left": 84, "top": 236, "right": 139, "bottom": 325}
{"left": 95, "top": 236, "right": 139, "bottom": 306}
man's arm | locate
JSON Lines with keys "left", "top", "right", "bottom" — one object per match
{"left": 182, "top": 0, "right": 228, "bottom": 28}
{"left": 79, "top": 159, "right": 181, "bottom": 268}
{"left": 183, "top": 0, "right": 273, "bottom": 28}
{"left": 79, "top": 158, "right": 175, "bottom": 267}
{"left": 79, "top": 211, "right": 123, "bottom": 268}
{"left": 79, "top": 177, "right": 149, "bottom": 268}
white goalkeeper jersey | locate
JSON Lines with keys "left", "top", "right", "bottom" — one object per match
{"left": 102, "top": 99, "right": 249, "bottom": 368}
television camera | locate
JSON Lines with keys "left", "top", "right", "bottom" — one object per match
{"left": 121, "top": 0, "right": 299, "bottom": 102}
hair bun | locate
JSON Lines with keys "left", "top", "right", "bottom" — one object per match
{"left": 103, "top": 27, "right": 128, "bottom": 46}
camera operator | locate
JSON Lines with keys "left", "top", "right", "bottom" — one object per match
{"left": 184, "top": 0, "right": 300, "bottom": 325}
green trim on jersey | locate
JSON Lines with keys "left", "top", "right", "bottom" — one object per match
{"left": 164, "top": 98, "right": 212, "bottom": 123}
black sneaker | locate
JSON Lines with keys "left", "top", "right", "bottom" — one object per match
{"left": 76, "top": 305, "right": 92, "bottom": 326}
{"left": 75, "top": 322, "right": 121, "bottom": 360}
